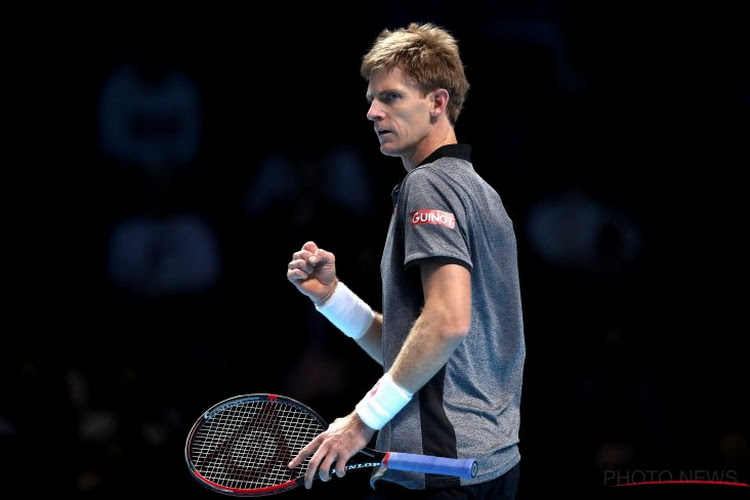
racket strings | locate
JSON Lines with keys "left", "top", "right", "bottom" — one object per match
{"left": 189, "top": 399, "right": 326, "bottom": 491}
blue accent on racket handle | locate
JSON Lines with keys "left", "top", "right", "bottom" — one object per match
{"left": 384, "top": 452, "right": 478, "bottom": 478}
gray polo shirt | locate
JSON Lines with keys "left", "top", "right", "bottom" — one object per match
{"left": 372, "top": 144, "right": 526, "bottom": 490}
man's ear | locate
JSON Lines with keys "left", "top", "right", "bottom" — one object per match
{"left": 430, "top": 88, "right": 450, "bottom": 116}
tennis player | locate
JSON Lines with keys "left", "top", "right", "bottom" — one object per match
{"left": 286, "top": 22, "right": 526, "bottom": 499}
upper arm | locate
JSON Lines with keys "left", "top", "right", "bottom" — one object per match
{"left": 419, "top": 261, "right": 471, "bottom": 338}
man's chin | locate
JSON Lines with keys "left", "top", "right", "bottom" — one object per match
{"left": 379, "top": 144, "right": 399, "bottom": 157}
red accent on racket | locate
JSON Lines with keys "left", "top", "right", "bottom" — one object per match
{"left": 185, "top": 393, "right": 478, "bottom": 496}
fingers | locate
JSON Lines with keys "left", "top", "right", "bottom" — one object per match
{"left": 308, "top": 453, "right": 333, "bottom": 486}
{"left": 291, "top": 242, "right": 323, "bottom": 264}
{"left": 288, "top": 443, "right": 316, "bottom": 488}
{"left": 303, "top": 452, "right": 344, "bottom": 488}
{"left": 287, "top": 442, "right": 346, "bottom": 489}
{"left": 287, "top": 446, "right": 309, "bottom": 470}
{"left": 287, "top": 257, "right": 314, "bottom": 281}
{"left": 288, "top": 449, "right": 323, "bottom": 489}
{"left": 302, "top": 241, "right": 319, "bottom": 253}
{"left": 288, "top": 244, "right": 333, "bottom": 280}
{"left": 287, "top": 249, "right": 317, "bottom": 281}
{"left": 334, "top": 461, "right": 347, "bottom": 479}
{"left": 287, "top": 436, "right": 325, "bottom": 489}
{"left": 296, "top": 241, "right": 333, "bottom": 264}
{"left": 291, "top": 248, "right": 313, "bottom": 265}
{"left": 308, "top": 249, "right": 329, "bottom": 266}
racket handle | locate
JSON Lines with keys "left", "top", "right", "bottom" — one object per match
{"left": 383, "top": 452, "right": 478, "bottom": 479}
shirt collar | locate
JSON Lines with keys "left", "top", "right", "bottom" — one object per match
{"left": 417, "top": 143, "right": 472, "bottom": 167}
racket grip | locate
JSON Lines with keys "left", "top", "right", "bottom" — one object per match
{"left": 384, "top": 452, "right": 478, "bottom": 479}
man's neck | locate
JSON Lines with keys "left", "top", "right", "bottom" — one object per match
{"left": 403, "top": 126, "right": 458, "bottom": 171}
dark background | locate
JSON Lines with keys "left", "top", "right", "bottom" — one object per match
{"left": 7, "top": 2, "right": 748, "bottom": 498}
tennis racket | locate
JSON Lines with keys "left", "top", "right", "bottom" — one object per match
{"left": 185, "top": 393, "right": 478, "bottom": 497}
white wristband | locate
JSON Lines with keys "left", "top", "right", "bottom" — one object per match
{"left": 315, "top": 281, "right": 375, "bottom": 340}
{"left": 355, "top": 372, "right": 413, "bottom": 430}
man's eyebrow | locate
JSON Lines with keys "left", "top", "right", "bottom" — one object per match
{"left": 367, "top": 88, "right": 399, "bottom": 100}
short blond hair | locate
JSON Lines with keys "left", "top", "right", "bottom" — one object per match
{"left": 361, "top": 22, "right": 470, "bottom": 126}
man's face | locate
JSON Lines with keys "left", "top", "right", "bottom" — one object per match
{"left": 365, "top": 67, "right": 435, "bottom": 169}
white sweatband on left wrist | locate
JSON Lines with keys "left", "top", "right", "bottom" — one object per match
{"left": 355, "top": 372, "right": 413, "bottom": 430}
{"left": 315, "top": 281, "right": 375, "bottom": 340}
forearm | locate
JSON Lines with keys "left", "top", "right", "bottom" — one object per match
{"left": 388, "top": 309, "right": 466, "bottom": 394}
{"left": 354, "top": 312, "right": 384, "bottom": 365}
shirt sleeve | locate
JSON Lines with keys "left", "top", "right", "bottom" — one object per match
{"left": 400, "top": 167, "right": 472, "bottom": 270}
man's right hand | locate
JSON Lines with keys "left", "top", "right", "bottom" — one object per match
{"left": 287, "top": 241, "right": 338, "bottom": 305}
